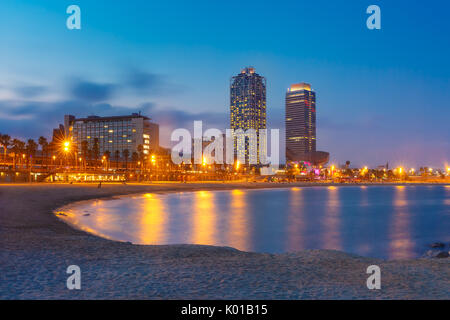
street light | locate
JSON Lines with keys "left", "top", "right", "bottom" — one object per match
{"left": 63, "top": 141, "right": 70, "bottom": 152}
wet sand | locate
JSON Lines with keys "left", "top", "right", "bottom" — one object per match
{"left": 0, "top": 182, "right": 449, "bottom": 299}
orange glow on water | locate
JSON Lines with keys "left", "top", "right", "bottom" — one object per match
{"left": 286, "top": 187, "right": 305, "bottom": 251}
{"left": 192, "top": 191, "right": 216, "bottom": 245}
{"left": 139, "top": 195, "right": 167, "bottom": 244}
{"left": 227, "top": 189, "right": 250, "bottom": 251}
{"left": 389, "top": 186, "right": 413, "bottom": 259}
{"left": 323, "top": 186, "right": 342, "bottom": 250}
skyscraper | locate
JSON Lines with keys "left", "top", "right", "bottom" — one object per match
{"left": 285, "top": 82, "right": 329, "bottom": 166}
{"left": 230, "top": 67, "right": 266, "bottom": 164}
{"left": 285, "top": 83, "right": 316, "bottom": 160}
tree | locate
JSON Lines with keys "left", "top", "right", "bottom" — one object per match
{"left": 92, "top": 138, "right": 100, "bottom": 169}
{"left": 131, "top": 152, "right": 138, "bottom": 169}
{"left": 0, "top": 134, "right": 11, "bottom": 163}
{"left": 25, "top": 139, "right": 38, "bottom": 168}
{"left": 81, "top": 140, "right": 89, "bottom": 170}
{"left": 137, "top": 144, "right": 145, "bottom": 172}
{"left": 103, "top": 150, "right": 111, "bottom": 170}
{"left": 11, "top": 139, "right": 25, "bottom": 170}
{"left": 115, "top": 150, "right": 120, "bottom": 170}
{"left": 38, "top": 136, "right": 48, "bottom": 167}
{"left": 122, "top": 149, "right": 130, "bottom": 172}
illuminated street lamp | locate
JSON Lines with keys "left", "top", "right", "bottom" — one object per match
{"left": 202, "top": 156, "right": 207, "bottom": 167}
{"left": 63, "top": 141, "right": 70, "bottom": 152}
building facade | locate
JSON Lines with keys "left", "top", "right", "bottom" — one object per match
{"left": 285, "top": 83, "right": 316, "bottom": 160}
{"left": 230, "top": 67, "right": 267, "bottom": 164}
{"left": 64, "top": 114, "right": 159, "bottom": 158}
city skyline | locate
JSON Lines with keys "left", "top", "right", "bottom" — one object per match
{"left": 0, "top": 0, "right": 449, "bottom": 168}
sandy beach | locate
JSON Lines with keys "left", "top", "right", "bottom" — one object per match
{"left": 0, "top": 182, "right": 449, "bottom": 299}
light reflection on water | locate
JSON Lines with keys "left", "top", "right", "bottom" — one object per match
{"left": 59, "top": 185, "right": 450, "bottom": 259}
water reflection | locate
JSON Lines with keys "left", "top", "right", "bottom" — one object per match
{"left": 286, "top": 187, "right": 305, "bottom": 252}
{"left": 227, "top": 189, "right": 251, "bottom": 251}
{"left": 191, "top": 191, "right": 217, "bottom": 245}
{"left": 389, "top": 186, "right": 413, "bottom": 259}
{"left": 58, "top": 186, "right": 449, "bottom": 259}
{"left": 322, "top": 186, "right": 342, "bottom": 250}
{"left": 139, "top": 193, "right": 167, "bottom": 244}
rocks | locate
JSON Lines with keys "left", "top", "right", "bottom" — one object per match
{"left": 423, "top": 250, "right": 449, "bottom": 259}
{"left": 436, "top": 251, "right": 449, "bottom": 258}
{"left": 430, "top": 242, "right": 446, "bottom": 248}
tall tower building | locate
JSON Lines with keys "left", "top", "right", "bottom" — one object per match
{"left": 285, "top": 83, "right": 316, "bottom": 161}
{"left": 230, "top": 67, "right": 266, "bottom": 164}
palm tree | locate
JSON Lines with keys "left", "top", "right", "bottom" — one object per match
{"left": 122, "top": 149, "right": 130, "bottom": 172}
{"left": 114, "top": 150, "right": 120, "bottom": 170}
{"left": 92, "top": 138, "right": 100, "bottom": 169}
{"left": 131, "top": 152, "right": 138, "bottom": 170}
{"left": 38, "top": 136, "right": 48, "bottom": 167}
{"left": 26, "top": 139, "right": 38, "bottom": 169}
{"left": 0, "top": 134, "right": 11, "bottom": 163}
{"left": 103, "top": 150, "right": 111, "bottom": 170}
{"left": 81, "top": 140, "right": 89, "bottom": 170}
{"left": 11, "top": 139, "right": 25, "bottom": 170}
{"left": 137, "top": 144, "right": 145, "bottom": 173}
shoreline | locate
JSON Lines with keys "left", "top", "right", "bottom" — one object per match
{"left": 1, "top": 182, "right": 449, "bottom": 299}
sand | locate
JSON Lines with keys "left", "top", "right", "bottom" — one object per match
{"left": 0, "top": 182, "right": 449, "bottom": 299}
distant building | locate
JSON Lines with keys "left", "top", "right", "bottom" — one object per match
{"left": 64, "top": 113, "right": 159, "bottom": 158}
{"left": 285, "top": 83, "right": 328, "bottom": 166}
{"left": 230, "top": 67, "right": 267, "bottom": 164}
{"left": 190, "top": 134, "right": 229, "bottom": 166}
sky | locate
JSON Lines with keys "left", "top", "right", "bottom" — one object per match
{"left": 0, "top": 0, "right": 449, "bottom": 168}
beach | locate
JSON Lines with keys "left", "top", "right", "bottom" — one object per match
{"left": 1, "top": 182, "right": 449, "bottom": 299}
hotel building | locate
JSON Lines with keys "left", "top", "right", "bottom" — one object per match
{"left": 285, "top": 83, "right": 328, "bottom": 166}
{"left": 285, "top": 82, "right": 316, "bottom": 158}
{"left": 230, "top": 67, "right": 267, "bottom": 164}
{"left": 64, "top": 113, "right": 159, "bottom": 158}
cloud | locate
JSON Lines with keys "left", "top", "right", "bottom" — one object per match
{"left": 125, "top": 69, "right": 165, "bottom": 94}
{"left": 69, "top": 79, "right": 117, "bottom": 102}
{"left": 66, "top": 68, "right": 176, "bottom": 103}
{"left": 0, "top": 99, "right": 142, "bottom": 139}
{"left": 14, "top": 85, "right": 47, "bottom": 98}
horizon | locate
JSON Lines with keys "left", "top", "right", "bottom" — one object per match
{"left": 0, "top": 0, "right": 449, "bottom": 169}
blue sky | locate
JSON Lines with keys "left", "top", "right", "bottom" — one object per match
{"left": 0, "top": 0, "right": 449, "bottom": 167}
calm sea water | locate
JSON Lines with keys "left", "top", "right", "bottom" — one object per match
{"left": 59, "top": 185, "right": 450, "bottom": 259}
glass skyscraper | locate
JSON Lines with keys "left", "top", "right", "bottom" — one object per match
{"left": 285, "top": 83, "right": 316, "bottom": 162}
{"left": 230, "top": 67, "right": 267, "bottom": 164}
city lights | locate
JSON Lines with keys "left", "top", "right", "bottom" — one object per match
{"left": 63, "top": 141, "right": 70, "bottom": 152}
